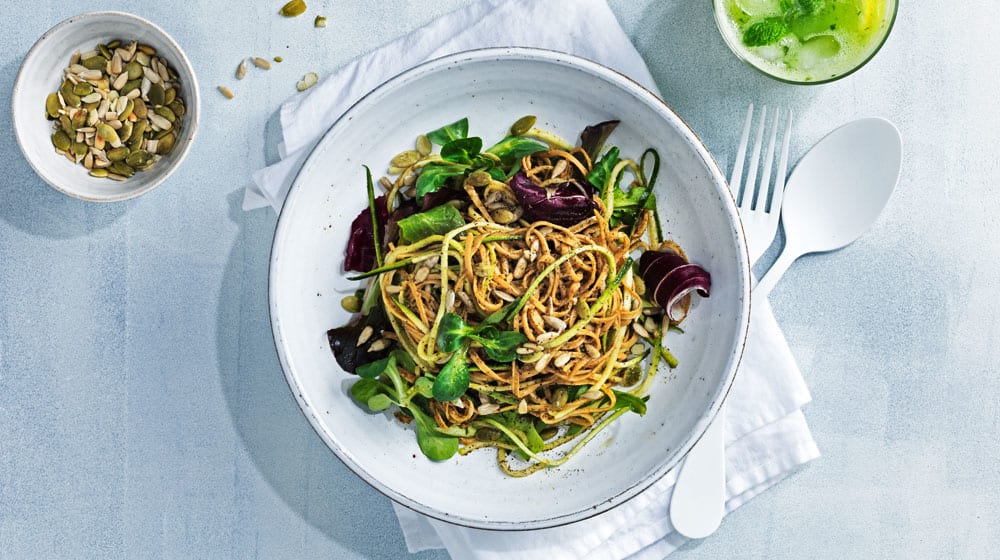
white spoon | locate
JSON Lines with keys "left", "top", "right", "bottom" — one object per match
{"left": 755, "top": 117, "right": 902, "bottom": 298}
{"left": 669, "top": 117, "right": 901, "bottom": 540}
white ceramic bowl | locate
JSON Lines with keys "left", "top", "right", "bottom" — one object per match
{"left": 270, "top": 48, "right": 750, "bottom": 530}
{"left": 12, "top": 11, "right": 199, "bottom": 202}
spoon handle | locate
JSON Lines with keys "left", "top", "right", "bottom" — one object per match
{"left": 754, "top": 246, "right": 800, "bottom": 298}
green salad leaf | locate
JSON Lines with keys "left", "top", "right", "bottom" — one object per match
{"left": 426, "top": 117, "right": 469, "bottom": 146}
{"left": 396, "top": 204, "right": 466, "bottom": 244}
{"left": 432, "top": 351, "right": 470, "bottom": 402}
{"left": 485, "top": 136, "right": 548, "bottom": 166}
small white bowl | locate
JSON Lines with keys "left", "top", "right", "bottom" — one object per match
{"left": 12, "top": 11, "right": 200, "bottom": 202}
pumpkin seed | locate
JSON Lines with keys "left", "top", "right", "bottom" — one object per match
{"left": 72, "top": 82, "right": 94, "bottom": 96}
{"left": 89, "top": 168, "right": 109, "bottom": 178}
{"left": 132, "top": 98, "right": 148, "bottom": 119}
{"left": 119, "top": 99, "right": 134, "bottom": 121}
{"left": 147, "top": 83, "right": 165, "bottom": 105}
{"left": 110, "top": 161, "right": 134, "bottom": 178}
{"left": 280, "top": 0, "right": 307, "bottom": 17}
{"left": 510, "top": 115, "right": 536, "bottom": 136}
{"left": 137, "top": 44, "right": 156, "bottom": 56}
{"left": 61, "top": 85, "right": 81, "bottom": 107}
{"left": 390, "top": 150, "right": 420, "bottom": 168}
{"left": 51, "top": 130, "right": 71, "bottom": 151}
{"left": 314, "top": 15, "right": 327, "bottom": 27}
{"left": 416, "top": 134, "right": 432, "bottom": 156}
{"left": 125, "top": 149, "right": 151, "bottom": 167}
{"left": 71, "top": 110, "right": 87, "bottom": 129}
{"left": 97, "top": 123, "right": 122, "bottom": 147}
{"left": 122, "top": 78, "right": 142, "bottom": 95}
{"left": 107, "top": 147, "right": 130, "bottom": 161}
{"left": 82, "top": 56, "right": 106, "bottom": 70}
{"left": 154, "top": 105, "right": 176, "bottom": 123}
{"left": 156, "top": 133, "right": 175, "bottom": 155}
{"left": 71, "top": 141, "right": 88, "bottom": 157}
{"left": 45, "top": 94, "right": 60, "bottom": 119}
{"left": 168, "top": 99, "right": 185, "bottom": 117}
{"left": 164, "top": 87, "right": 176, "bottom": 105}
{"left": 119, "top": 120, "right": 133, "bottom": 143}
{"left": 107, "top": 40, "right": 122, "bottom": 49}
{"left": 273, "top": 56, "right": 283, "bottom": 63}
{"left": 129, "top": 122, "right": 146, "bottom": 150}
{"left": 126, "top": 61, "right": 143, "bottom": 80}
{"left": 98, "top": 44, "right": 111, "bottom": 59}
{"left": 341, "top": 295, "right": 361, "bottom": 313}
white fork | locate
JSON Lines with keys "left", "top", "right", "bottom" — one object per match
{"left": 669, "top": 104, "right": 792, "bottom": 539}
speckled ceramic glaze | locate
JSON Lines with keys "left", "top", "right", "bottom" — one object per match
{"left": 269, "top": 48, "right": 750, "bottom": 530}
{"left": 12, "top": 11, "right": 199, "bottom": 202}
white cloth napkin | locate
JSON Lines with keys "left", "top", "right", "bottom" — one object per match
{"left": 246, "top": 0, "right": 820, "bottom": 557}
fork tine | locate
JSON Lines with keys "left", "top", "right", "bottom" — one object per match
{"left": 755, "top": 107, "right": 781, "bottom": 212}
{"left": 741, "top": 105, "right": 767, "bottom": 211}
{"left": 771, "top": 109, "right": 793, "bottom": 213}
{"left": 730, "top": 104, "right": 754, "bottom": 202}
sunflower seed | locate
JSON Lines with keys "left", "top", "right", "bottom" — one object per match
{"left": 296, "top": 72, "right": 318, "bottom": 91}
{"left": 477, "top": 403, "right": 500, "bottom": 416}
{"left": 533, "top": 353, "right": 551, "bottom": 372}
{"left": 413, "top": 267, "right": 430, "bottom": 283}
{"left": 148, "top": 113, "right": 172, "bottom": 131}
{"left": 584, "top": 344, "right": 601, "bottom": 359}
{"left": 368, "top": 338, "right": 391, "bottom": 353}
{"left": 536, "top": 332, "right": 558, "bottom": 345}
{"left": 517, "top": 399, "right": 529, "bottom": 414}
{"left": 493, "top": 289, "right": 515, "bottom": 302}
{"left": 551, "top": 159, "right": 568, "bottom": 178}
{"left": 512, "top": 258, "right": 528, "bottom": 280}
{"left": 582, "top": 390, "right": 603, "bottom": 401}
{"left": 251, "top": 57, "right": 272, "bottom": 70}
{"left": 632, "top": 321, "right": 651, "bottom": 338}
{"left": 544, "top": 315, "right": 567, "bottom": 333}
{"left": 356, "top": 326, "right": 374, "bottom": 346}
{"left": 553, "top": 353, "right": 572, "bottom": 368}
{"left": 78, "top": 69, "right": 103, "bottom": 81}
{"left": 236, "top": 59, "right": 247, "bottom": 80}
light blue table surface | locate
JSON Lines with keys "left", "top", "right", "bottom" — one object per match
{"left": 2, "top": 1, "right": 998, "bottom": 558}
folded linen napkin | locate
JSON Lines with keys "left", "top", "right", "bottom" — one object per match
{"left": 246, "top": 0, "right": 820, "bottom": 557}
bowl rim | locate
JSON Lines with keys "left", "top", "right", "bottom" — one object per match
{"left": 712, "top": 0, "right": 899, "bottom": 85}
{"left": 268, "top": 46, "right": 751, "bottom": 530}
{"left": 11, "top": 10, "right": 200, "bottom": 202}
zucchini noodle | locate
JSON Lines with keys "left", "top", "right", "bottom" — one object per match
{"left": 331, "top": 117, "right": 700, "bottom": 476}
